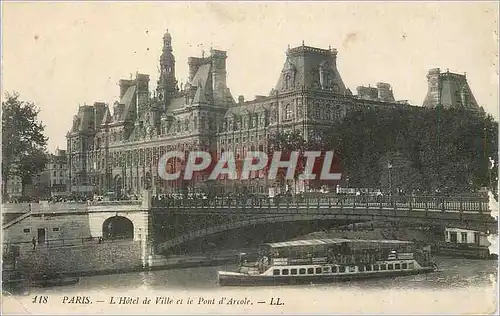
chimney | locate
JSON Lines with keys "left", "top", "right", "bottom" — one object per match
{"left": 376, "top": 82, "right": 395, "bottom": 102}
{"left": 211, "top": 49, "right": 228, "bottom": 105}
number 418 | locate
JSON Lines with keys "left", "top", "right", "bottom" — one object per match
{"left": 32, "top": 296, "right": 48, "bottom": 304}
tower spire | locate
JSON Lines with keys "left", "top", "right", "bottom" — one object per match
{"left": 157, "top": 30, "right": 177, "bottom": 109}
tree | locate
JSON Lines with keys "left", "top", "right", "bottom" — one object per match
{"left": 266, "top": 130, "right": 342, "bottom": 193}
{"left": 266, "top": 130, "right": 306, "bottom": 193}
{"left": 2, "top": 92, "right": 48, "bottom": 197}
{"left": 323, "top": 105, "right": 498, "bottom": 194}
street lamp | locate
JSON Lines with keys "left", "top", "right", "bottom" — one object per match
{"left": 388, "top": 161, "right": 393, "bottom": 196}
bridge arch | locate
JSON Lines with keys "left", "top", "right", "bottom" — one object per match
{"left": 155, "top": 210, "right": 493, "bottom": 253}
{"left": 156, "top": 214, "right": 371, "bottom": 253}
{"left": 102, "top": 216, "right": 134, "bottom": 240}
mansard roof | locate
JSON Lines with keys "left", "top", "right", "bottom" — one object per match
{"left": 70, "top": 105, "right": 94, "bottom": 133}
{"left": 225, "top": 102, "right": 269, "bottom": 117}
{"left": 439, "top": 73, "right": 479, "bottom": 109}
{"left": 100, "top": 105, "right": 112, "bottom": 125}
{"left": 275, "top": 45, "right": 347, "bottom": 94}
{"left": 423, "top": 68, "right": 480, "bottom": 109}
{"left": 118, "top": 84, "right": 137, "bottom": 122}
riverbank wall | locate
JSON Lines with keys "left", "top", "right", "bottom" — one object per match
{"left": 11, "top": 241, "right": 241, "bottom": 279}
{"left": 14, "top": 240, "right": 143, "bottom": 277}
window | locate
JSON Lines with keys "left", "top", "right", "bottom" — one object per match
{"left": 291, "top": 269, "right": 297, "bottom": 275}
{"left": 339, "top": 266, "right": 346, "bottom": 273}
{"left": 395, "top": 263, "right": 401, "bottom": 270}
{"left": 273, "top": 269, "right": 280, "bottom": 275}
{"left": 52, "top": 227, "right": 59, "bottom": 232}
{"left": 461, "top": 232, "right": 468, "bottom": 243}
{"left": 408, "top": 263, "right": 414, "bottom": 269}
{"left": 402, "top": 263, "right": 408, "bottom": 269}
{"left": 332, "top": 266, "right": 338, "bottom": 273}
{"left": 388, "top": 264, "right": 394, "bottom": 270}
{"left": 323, "top": 267, "right": 330, "bottom": 273}
{"left": 299, "top": 268, "right": 306, "bottom": 275}
{"left": 284, "top": 104, "right": 293, "bottom": 120}
{"left": 380, "top": 264, "right": 387, "bottom": 271}
{"left": 373, "top": 265, "right": 380, "bottom": 271}
{"left": 359, "top": 265, "right": 365, "bottom": 272}
{"left": 315, "top": 267, "right": 322, "bottom": 274}
{"left": 450, "top": 232, "right": 458, "bottom": 243}
{"left": 284, "top": 74, "right": 292, "bottom": 89}
{"left": 282, "top": 269, "right": 289, "bottom": 275}
{"left": 366, "top": 265, "right": 372, "bottom": 271}
{"left": 23, "top": 228, "right": 30, "bottom": 233}
{"left": 474, "top": 232, "right": 480, "bottom": 244}
{"left": 349, "top": 266, "right": 356, "bottom": 273}
{"left": 307, "top": 268, "right": 314, "bottom": 274}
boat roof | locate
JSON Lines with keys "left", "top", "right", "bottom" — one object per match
{"left": 265, "top": 238, "right": 413, "bottom": 248}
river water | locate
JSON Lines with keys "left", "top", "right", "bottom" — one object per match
{"left": 3, "top": 257, "right": 498, "bottom": 314}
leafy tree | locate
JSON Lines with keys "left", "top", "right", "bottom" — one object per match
{"left": 266, "top": 130, "right": 306, "bottom": 192}
{"left": 323, "top": 105, "right": 498, "bottom": 194}
{"left": 266, "top": 130, "right": 342, "bottom": 192}
{"left": 2, "top": 92, "right": 48, "bottom": 197}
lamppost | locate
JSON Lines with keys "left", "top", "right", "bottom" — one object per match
{"left": 388, "top": 161, "right": 393, "bottom": 196}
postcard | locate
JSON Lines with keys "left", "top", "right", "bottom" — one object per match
{"left": 2, "top": 2, "right": 498, "bottom": 315}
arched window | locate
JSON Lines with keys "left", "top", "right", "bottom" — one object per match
{"left": 284, "top": 104, "right": 293, "bottom": 120}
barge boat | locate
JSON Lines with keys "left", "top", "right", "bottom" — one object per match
{"left": 218, "top": 238, "right": 438, "bottom": 286}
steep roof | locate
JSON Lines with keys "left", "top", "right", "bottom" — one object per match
{"left": 71, "top": 105, "right": 94, "bottom": 133}
{"left": 440, "top": 73, "right": 479, "bottom": 109}
{"left": 100, "top": 106, "right": 112, "bottom": 125}
{"left": 225, "top": 102, "right": 269, "bottom": 117}
{"left": 275, "top": 45, "right": 347, "bottom": 94}
{"left": 117, "top": 85, "right": 136, "bottom": 122}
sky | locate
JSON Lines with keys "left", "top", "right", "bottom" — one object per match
{"left": 2, "top": 2, "right": 499, "bottom": 151}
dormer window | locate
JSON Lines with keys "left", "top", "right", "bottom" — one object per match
{"left": 285, "top": 74, "right": 292, "bottom": 90}
{"left": 282, "top": 59, "right": 296, "bottom": 91}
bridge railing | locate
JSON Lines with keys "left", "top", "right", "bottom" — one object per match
{"left": 151, "top": 195, "right": 490, "bottom": 213}
{"left": 87, "top": 200, "right": 142, "bottom": 206}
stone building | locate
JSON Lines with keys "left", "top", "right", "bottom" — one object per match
{"left": 423, "top": 68, "right": 482, "bottom": 110}
{"left": 37, "top": 149, "right": 69, "bottom": 198}
{"left": 66, "top": 31, "right": 483, "bottom": 197}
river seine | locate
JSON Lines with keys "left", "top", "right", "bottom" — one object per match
{"left": 4, "top": 257, "right": 497, "bottom": 314}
